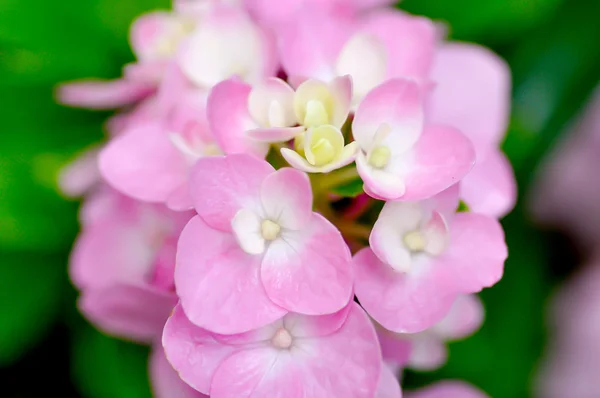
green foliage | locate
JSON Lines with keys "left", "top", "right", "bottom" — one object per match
{"left": 330, "top": 178, "right": 364, "bottom": 198}
{"left": 0, "top": 252, "right": 65, "bottom": 365}
{"left": 72, "top": 326, "right": 153, "bottom": 398}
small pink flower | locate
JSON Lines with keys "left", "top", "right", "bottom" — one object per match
{"left": 176, "top": 154, "right": 354, "bottom": 333}
{"left": 177, "top": 5, "right": 278, "bottom": 89}
{"left": 376, "top": 364, "right": 402, "bottom": 398}
{"left": 427, "top": 43, "right": 515, "bottom": 218}
{"left": 162, "top": 302, "right": 382, "bottom": 397}
{"left": 70, "top": 189, "right": 192, "bottom": 342}
{"left": 405, "top": 381, "right": 489, "bottom": 398}
{"left": 378, "top": 294, "right": 484, "bottom": 371}
{"left": 353, "top": 187, "right": 506, "bottom": 332}
{"left": 353, "top": 78, "right": 476, "bottom": 201}
{"left": 278, "top": 9, "right": 437, "bottom": 105}
{"left": 99, "top": 85, "right": 220, "bottom": 211}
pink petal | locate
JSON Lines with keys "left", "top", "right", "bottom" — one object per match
{"left": 99, "top": 121, "right": 189, "bottom": 203}
{"left": 78, "top": 284, "right": 177, "bottom": 343}
{"left": 283, "top": 302, "right": 352, "bottom": 338}
{"left": 189, "top": 154, "right": 274, "bottom": 231}
{"left": 460, "top": 149, "right": 516, "bottom": 219}
{"left": 352, "top": 78, "right": 424, "bottom": 153}
{"left": 260, "top": 167, "right": 313, "bottom": 229}
{"left": 150, "top": 345, "right": 208, "bottom": 398}
{"left": 178, "top": 5, "right": 277, "bottom": 88}
{"left": 166, "top": 182, "right": 194, "bottom": 211}
{"left": 357, "top": 153, "right": 407, "bottom": 200}
{"left": 433, "top": 294, "right": 484, "bottom": 340}
{"left": 261, "top": 214, "right": 353, "bottom": 315}
{"left": 394, "top": 124, "right": 476, "bottom": 201}
{"left": 175, "top": 216, "right": 287, "bottom": 334}
{"left": 130, "top": 11, "right": 177, "bottom": 61}
{"left": 360, "top": 10, "right": 438, "bottom": 81}
{"left": 278, "top": 9, "right": 356, "bottom": 81}
{"left": 437, "top": 213, "right": 507, "bottom": 293}
{"left": 377, "top": 328, "right": 412, "bottom": 367}
{"left": 248, "top": 77, "right": 296, "bottom": 128}
{"left": 428, "top": 43, "right": 511, "bottom": 156}
{"left": 246, "top": 126, "right": 305, "bottom": 142}
{"left": 210, "top": 303, "right": 382, "bottom": 398}
{"left": 376, "top": 364, "right": 402, "bottom": 398}
{"left": 405, "top": 381, "right": 489, "bottom": 398}
{"left": 353, "top": 248, "right": 458, "bottom": 333}
{"left": 206, "top": 78, "right": 269, "bottom": 158}
{"left": 57, "top": 79, "right": 155, "bottom": 109}
{"left": 58, "top": 146, "right": 101, "bottom": 198}
{"left": 406, "top": 335, "right": 447, "bottom": 371}
{"left": 162, "top": 304, "right": 240, "bottom": 394}
{"left": 330, "top": 75, "right": 354, "bottom": 127}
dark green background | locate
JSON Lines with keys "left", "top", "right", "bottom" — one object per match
{"left": 1, "top": 0, "right": 599, "bottom": 396}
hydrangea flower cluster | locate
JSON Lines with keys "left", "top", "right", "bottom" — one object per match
{"left": 60, "top": 0, "right": 513, "bottom": 396}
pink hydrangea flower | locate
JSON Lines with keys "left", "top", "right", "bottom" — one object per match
{"left": 405, "top": 381, "right": 488, "bottom": 398}
{"left": 162, "top": 302, "right": 382, "bottom": 397}
{"left": 70, "top": 188, "right": 192, "bottom": 341}
{"left": 207, "top": 75, "right": 358, "bottom": 171}
{"left": 99, "top": 81, "right": 220, "bottom": 210}
{"left": 427, "top": 43, "right": 515, "bottom": 218}
{"left": 177, "top": 4, "right": 278, "bottom": 89}
{"left": 176, "top": 154, "right": 354, "bottom": 333}
{"left": 353, "top": 78, "right": 476, "bottom": 201}
{"left": 353, "top": 187, "right": 506, "bottom": 332}
{"left": 278, "top": 8, "right": 437, "bottom": 105}
{"left": 378, "top": 294, "right": 484, "bottom": 371}
{"left": 57, "top": 10, "right": 195, "bottom": 109}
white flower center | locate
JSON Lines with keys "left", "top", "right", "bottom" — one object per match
{"left": 271, "top": 327, "right": 293, "bottom": 349}
{"left": 261, "top": 219, "right": 281, "bottom": 241}
{"left": 404, "top": 230, "right": 426, "bottom": 252}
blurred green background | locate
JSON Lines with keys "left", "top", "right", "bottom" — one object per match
{"left": 1, "top": 0, "right": 599, "bottom": 396}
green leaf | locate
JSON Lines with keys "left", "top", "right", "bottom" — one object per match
{"left": 0, "top": 252, "right": 65, "bottom": 365}
{"left": 399, "top": 0, "right": 564, "bottom": 45}
{"left": 457, "top": 200, "right": 470, "bottom": 213}
{"left": 330, "top": 178, "right": 364, "bottom": 198}
{"left": 72, "top": 325, "right": 152, "bottom": 398}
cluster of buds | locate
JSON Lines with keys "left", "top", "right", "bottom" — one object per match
{"left": 59, "top": 0, "right": 514, "bottom": 396}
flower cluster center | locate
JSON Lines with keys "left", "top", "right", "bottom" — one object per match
{"left": 403, "top": 230, "right": 426, "bottom": 252}
{"left": 369, "top": 145, "right": 391, "bottom": 169}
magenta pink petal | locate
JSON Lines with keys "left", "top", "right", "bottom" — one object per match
{"left": 261, "top": 214, "right": 353, "bottom": 315}
{"left": 433, "top": 294, "right": 484, "bottom": 340}
{"left": 260, "top": 167, "right": 313, "bottom": 229}
{"left": 57, "top": 79, "right": 155, "bottom": 109}
{"left": 78, "top": 284, "right": 177, "bottom": 344}
{"left": 376, "top": 365, "right": 402, "bottom": 398}
{"left": 460, "top": 149, "right": 516, "bottom": 219}
{"left": 99, "top": 121, "right": 189, "bottom": 203}
{"left": 361, "top": 9, "right": 438, "bottom": 81}
{"left": 189, "top": 154, "right": 274, "bottom": 231}
{"left": 166, "top": 182, "right": 194, "bottom": 211}
{"left": 398, "top": 124, "right": 476, "bottom": 201}
{"left": 130, "top": 11, "right": 172, "bottom": 61}
{"left": 427, "top": 43, "right": 511, "bottom": 155}
{"left": 353, "top": 248, "right": 458, "bottom": 333}
{"left": 175, "top": 216, "right": 287, "bottom": 334}
{"left": 405, "top": 381, "right": 488, "bottom": 398}
{"left": 206, "top": 78, "right": 269, "bottom": 158}
{"left": 246, "top": 127, "right": 305, "bottom": 142}
{"left": 150, "top": 345, "right": 208, "bottom": 398}
{"left": 162, "top": 304, "right": 240, "bottom": 395}
{"left": 377, "top": 328, "right": 412, "bottom": 367}
{"left": 438, "top": 213, "right": 507, "bottom": 293}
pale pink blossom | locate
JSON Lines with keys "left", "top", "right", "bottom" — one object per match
{"left": 176, "top": 154, "right": 354, "bottom": 333}
{"left": 427, "top": 43, "right": 515, "bottom": 218}
{"left": 354, "top": 187, "right": 506, "bottom": 332}
{"left": 151, "top": 347, "right": 208, "bottom": 398}
{"left": 162, "top": 302, "right": 382, "bottom": 397}
{"left": 378, "top": 295, "right": 484, "bottom": 371}
{"left": 353, "top": 78, "right": 475, "bottom": 201}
